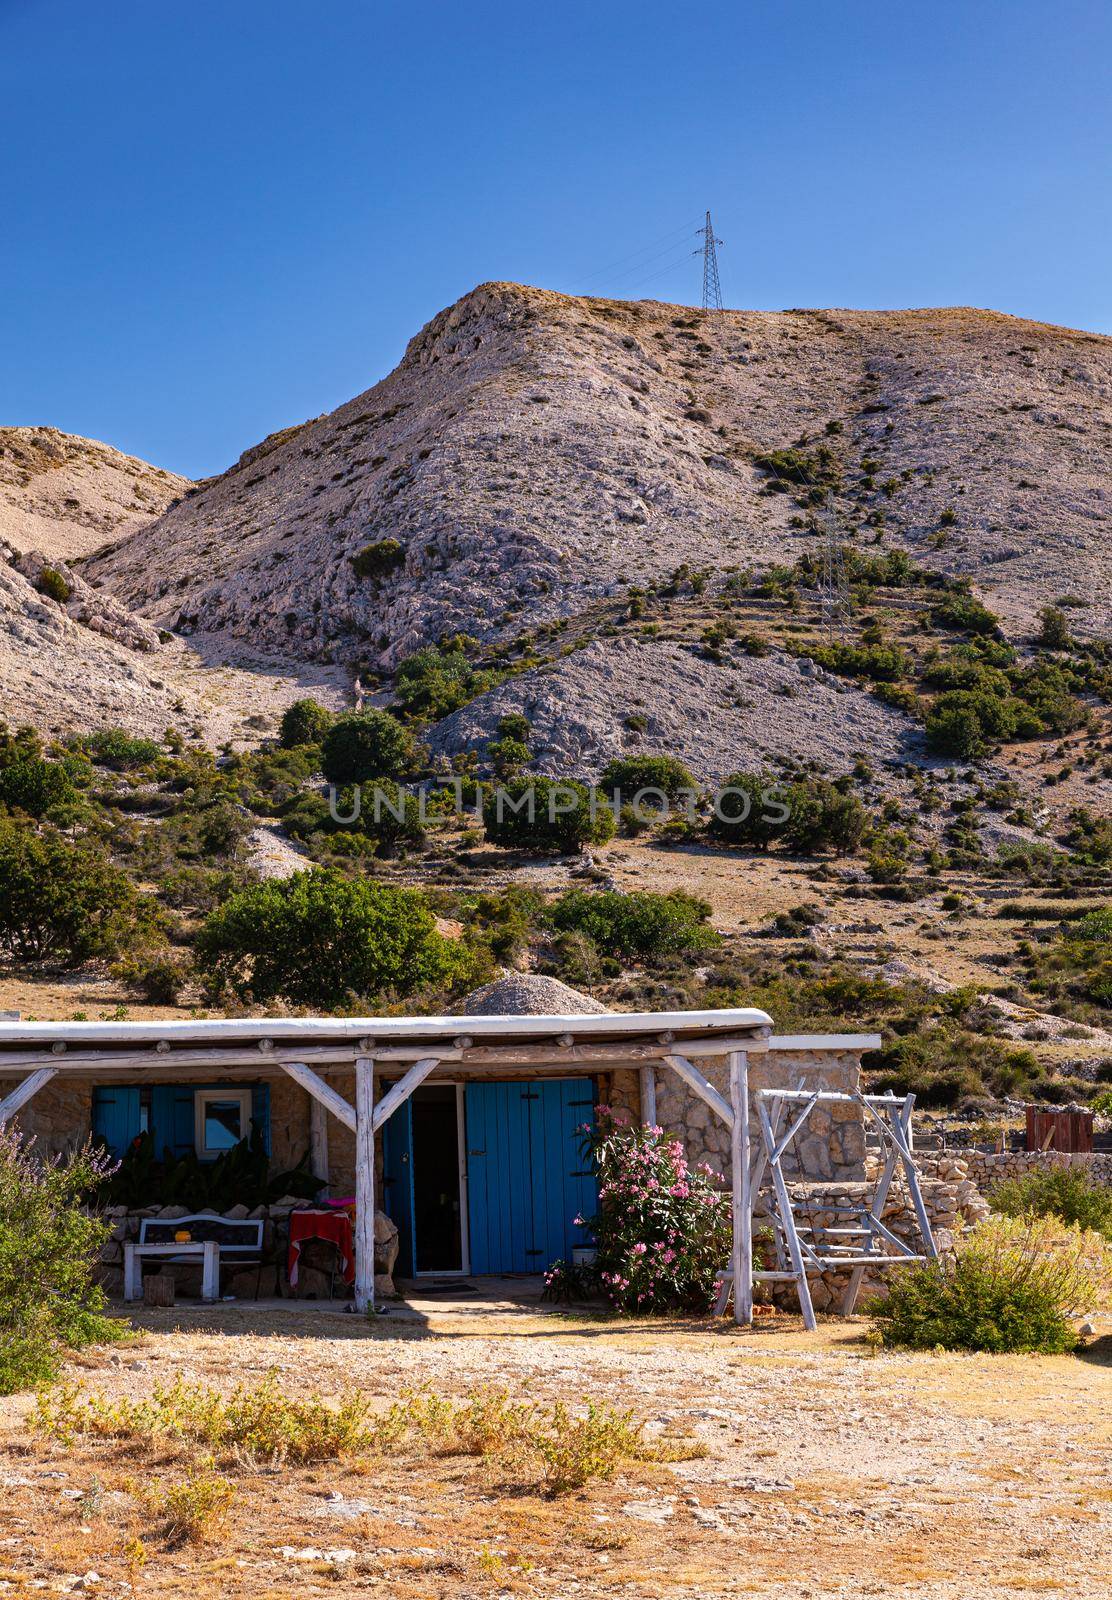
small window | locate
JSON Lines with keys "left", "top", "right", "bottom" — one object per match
{"left": 194, "top": 1089, "right": 252, "bottom": 1160}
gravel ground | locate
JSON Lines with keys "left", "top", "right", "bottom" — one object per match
{"left": 1, "top": 1301, "right": 1108, "bottom": 1598}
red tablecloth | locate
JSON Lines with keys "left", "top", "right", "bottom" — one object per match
{"left": 287, "top": 1209, "right": 356, "bottom": 1287}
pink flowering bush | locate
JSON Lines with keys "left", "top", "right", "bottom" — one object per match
{"left": 549, "top": 1105, "right": 732, "bottom": 1315}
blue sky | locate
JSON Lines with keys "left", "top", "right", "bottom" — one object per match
{"left": 2, "top": 0, "right": 1109, "bottom": 478}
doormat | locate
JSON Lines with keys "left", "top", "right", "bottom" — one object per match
{"left": 413, "top": 1279, "right": 479, "bottom": 1296}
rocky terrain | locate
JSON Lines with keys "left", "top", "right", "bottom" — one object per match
{"left": 0, "top": 426, "right": 188, "bottom": 560}
{"left": 87, "top": 285, "right": 1112, "bottom": 671}
{"left": 427, "top": 637, "right": 924, "bottom": 782}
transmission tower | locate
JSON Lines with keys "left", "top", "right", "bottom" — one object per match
{"left": 819, "top": 510, "right": 852, "bottom": 644}
{"left": 700, "top": 210, "right": 723, "bottom": 310}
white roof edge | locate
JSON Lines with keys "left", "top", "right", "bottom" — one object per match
{"left": 0, "top": 1007, "right": 773, "bottom": 1048}
{"left": 768, "top": 1034, "right": 883, "bottom": 1051}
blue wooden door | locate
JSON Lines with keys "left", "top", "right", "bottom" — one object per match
{"left": 466, "top": 1080, "right": 595, "bottom": 1275}
{"left": 382, "top": 1100, "right": 416, "bottom": 1278}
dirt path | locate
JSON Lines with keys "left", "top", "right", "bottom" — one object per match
{"left": 1, "top": 1305, "right": 1109, "bottom": 1598}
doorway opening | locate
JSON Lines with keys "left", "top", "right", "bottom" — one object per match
{"left": 410, "top": 1085, "right": 465, "bottom": 1274}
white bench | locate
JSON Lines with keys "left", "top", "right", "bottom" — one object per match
{"left": 123, "top": 1214, "right": 264, "bottom": 1303}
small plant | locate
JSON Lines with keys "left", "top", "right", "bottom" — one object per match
{"left": 37, "top": 565, "right": 72, "bottom": 603}
{"left": 159, "top": 1461, "right": 235, "bottom": 1544}
{"left": 532, "top": 1401, "right": 645, "bottom": 1493}
{"left": 350, "top": 537, "right": 405, "bottom": 581}
{"left": 871, "top": 1215, "right": 1111, "bottom": 1353}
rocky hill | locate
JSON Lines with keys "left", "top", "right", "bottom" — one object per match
{"left": 86, "top": 285, "right": 1112, "bottom": 672}
{"left": 0, "top": 426, "right": 188, "bottom": 560}
{"left": 0, "top": 428, "right": 347, "bottom": 741}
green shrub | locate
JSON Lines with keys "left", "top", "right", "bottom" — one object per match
{"left": 599, "top": 754, "right": 697, "bottom": 804}
{"left": 484, "top": 777, "right": 615, "bottom": 855}
{"left": 320, "top": 711, "right": 416, "bottom": 784}
{"left": 37, "top": 565, "right": 72, "bottom": 604}
{"left": 278, "top": 698, "right": 333, "bottom": 748}
{"left": 753, "top": 446, "right": 840, "bottom": 489}
{"left": 78, "top": 729, "right": 161, "bottom": 770}
{"left": 930, "top": 591, "right": 1003, "bottom": 638}
{"left": 0, "top": 1130, "right": 122, "bottom": 1393}
{"left": 195, "top": 868, "right": 450, "bottom": 1008}
{"left": 487, "top": 736, "right": 531, "bottom": 779}
{"left": 872, "top": 1215, "right": 1109, "bottom": 1353}
{"left": 707, "top": 772, "right": 864, "bottom": 855}
{"left": 990, "top": 1166, "right": 1112, "bottom": 1241}
{"left": 1038, "top": 605, "right": 1072, "bottom": 650}
{"left": 868, "top": 1025, "right": 1042, "bottom": 1105}
{"left": 550, "top": 888, "right": 719, "bottom": 961}
{"left": 0, "top": 820, "right": 149, "bottom": 965}
{"left": 0, "top": 757, "right": 77, "bottom": 817}
{"left": 393, "top": 647, "right": 498, "bottom": 720}
{"left": 350, "top": 538, "right": 405, "bottom": 581}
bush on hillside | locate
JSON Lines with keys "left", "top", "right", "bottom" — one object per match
{"left": 550, "top": 888, "right": 719, "bottom": 962}
{"left": 194, "top": 868, "right": 450, "bottom": 1008}
{"left": 320, "top": 711, "right": 417, "bottom": 784}
{"left": 868, "top": 1025, "right": 1043, "bottom": 1105}
{"left": 36, "top": 565, "right": 72, "bottom": 604}
{"left": 393, "top": 647, "right": 497, "bottom": 720}
{"left": 278, "top": 698, "right": 334, "bottom": 748}
{"left": 0, "top": 757, "right": 78, "bottom": 817}
{"left": 599, "top": 754, "right": 698, "bottom": 805}
{"left": 76, "top": 728, "right": 161, "bottom": 770}
{"left": 0, "top": 820, "right": 149, "bottom": 966}
{"left": 0, "top": 1131, "right": 122, "bottom": 1393}
{"left": 349, "top": 538, "right": 405, "bottom": 581}
{"left": 484, "top": 777, "right": 616, "bottom": 855}
{"left": 990, "top": 1165, "right": 1112, "bottom": 1242}
{"left": 872, "top": 1215, "right": 1110, "bottom": 1353}
{"left": 707, "top": 771, "right": 864, "bottom": 855}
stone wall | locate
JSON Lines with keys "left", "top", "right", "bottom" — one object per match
{"left": 934, "top": 1148, "right": 1112, "bottom": 1191}
{"left": 617, "top": 1047, "right": 866, "bottom": 1184}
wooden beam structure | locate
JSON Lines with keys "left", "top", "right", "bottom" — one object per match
{"left": 639, "top": 1064, "right": 657, "bottom": 1128}
{"left": 728, "top": 1051, "right": 752, "bottom": 1326}
{"left": 278, "top": 1061, "right": 356, "bottom": 1133}
{"left": 0, "top": 1067, "right": 56, "bottom": 1125}
{"left": 372, "top": 1057, "right": 441, "bottom": 1133}
{"left": 663, "top": 1053, "right": 734, "bottom": 1129}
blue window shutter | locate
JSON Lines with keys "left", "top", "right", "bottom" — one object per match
{"left": 251, "top": 1084, "right": 271, "bottom": 1154}
{"left": 92, "top": 1087, "right": 141, "bottom": 1156}
{"left": 150, "top": 1086, "right": 195, "bottom": 1160}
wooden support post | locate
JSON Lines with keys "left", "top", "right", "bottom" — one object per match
{"left": 201, "top": 1241, "right": 219, "bottom": 1303}
{"left": 729, "top": 1050, "right": 752, "bottom": 1326}
{"left": 639, "top": 1063, "right": 657, "bottom": 1128}
{"left": 0, "top": 1067, "right": 56, "bottom": 1126}
{"left": 354, "top": 1056, "right": 375, "bottom": 1315}
{"left": 309, "top": 1093, "right": 329, "bottom": 1196}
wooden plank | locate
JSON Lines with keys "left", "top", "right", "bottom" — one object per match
{"left": 757, "top": 1096, "right": 816, "bottom": 1332}
{"left": 639, "top": 1063, "right": 657, "bottom": 1128}
{"left": 279, "top": 1061, "right": 356, "bottom": 1133}
{"left": 664, "top": 1054, "right": 733, "bottom": 1129}
{"left": 354, "top": 1057, "right": 375, "bottom": 1314}
{"left": 372, "top": 1056, "right": 441, "bottom": 1132}
{"left": 729, "top": 1051, "right": 752, "bottom": 1326}
{"left": 0, "top": 1067, "right": 56, "bottom": 1124}
{"left": 309, "top": 1094, "right": 329, "bottom": 1195}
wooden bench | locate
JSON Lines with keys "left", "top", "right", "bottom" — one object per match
{"left": 123, "top": 1214, "right": 265, "bottom": 1303}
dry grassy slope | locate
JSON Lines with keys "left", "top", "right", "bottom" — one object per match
{"left": 0, "top": 426, "right": 189, "bottom": 560}
{"left": 86, "top": 285, "right": 1112, "bottom": 668}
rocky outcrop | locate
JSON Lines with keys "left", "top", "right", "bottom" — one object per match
{"left": 85, "top": 286, "right": 1112, "bottom": 669}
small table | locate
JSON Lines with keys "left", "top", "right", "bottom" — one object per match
{"left": 124, "top": 1240, "right": 219, "bottom": 1302}
{"left": 287, "top": 1210, "right": 356, "bottom": 1291}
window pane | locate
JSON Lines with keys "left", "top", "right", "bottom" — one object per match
{"left": 204, "top": 1098, "right": 243, "bottom": 1150}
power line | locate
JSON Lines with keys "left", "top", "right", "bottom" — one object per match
{"left": 579, "top": 219, "right": 702, "bottom": 287}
